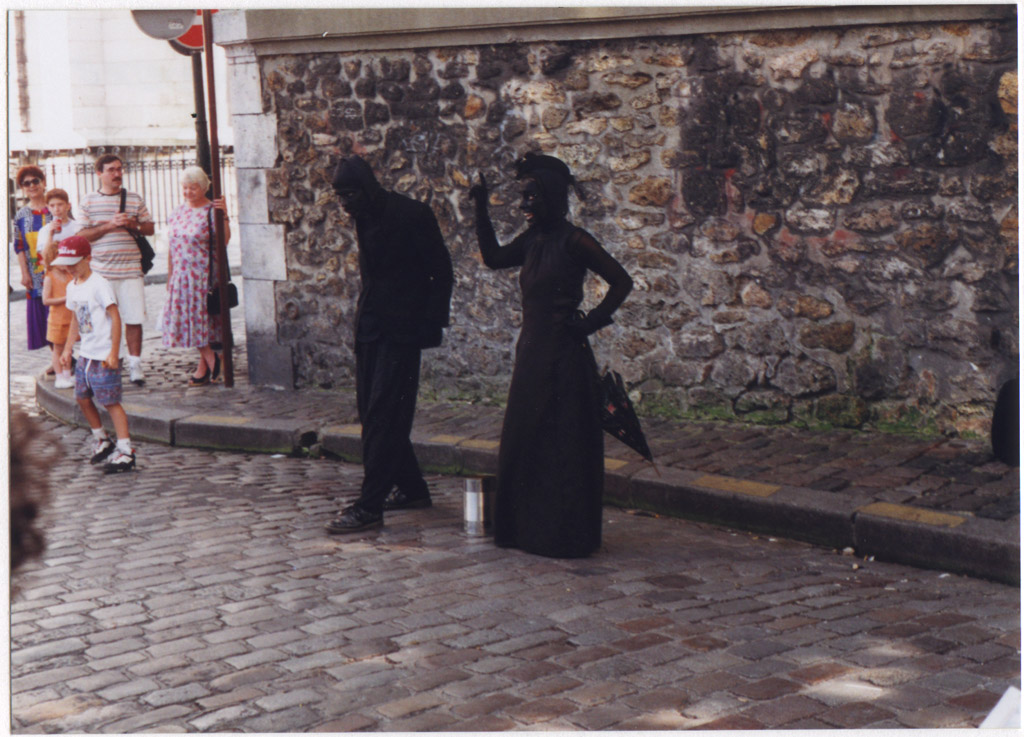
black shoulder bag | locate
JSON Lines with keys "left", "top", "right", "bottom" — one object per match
{"left": 206, "top": 206, "right": 238, "bottom": 315}
{"left": 119, "top": 189, "right": 155, "bottom": 274}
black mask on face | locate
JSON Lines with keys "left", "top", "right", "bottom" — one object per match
{"left": 335, "top": 186, "right": 366, "bottom": 216}
{"left": 514, "top": 153, "right": 577, "bottom": 218}
{"left": 520, "top": 170, "right": 568, "bottom": 227}
{"left": 332, "top": 155, "right": 383, "bottom": 216}
{"left": 520, "top": 178, "right": 549, "bottom": 225}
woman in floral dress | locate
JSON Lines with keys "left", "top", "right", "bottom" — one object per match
{"left": 160, "top": 167, "right": 231, "bottom": 385}
{"left": 12, "top": 166, "right": 52, "bottom": 351}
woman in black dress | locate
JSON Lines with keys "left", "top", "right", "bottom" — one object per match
{"left": 469, "top": 154, "right": 633, "bottom": 558}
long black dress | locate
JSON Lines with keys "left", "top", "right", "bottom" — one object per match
{"left": 480, "top": 220, "right": 632, "bottom": 558}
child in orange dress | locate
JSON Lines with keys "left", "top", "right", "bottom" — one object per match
{"left": 42, "top": 244, "right": 74, "bottom": 388}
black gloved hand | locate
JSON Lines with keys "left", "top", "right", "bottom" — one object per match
{"left": 468, "top": 173, "right": 489, "bottom": 209}
{"left": 567, "top": 310, "right": 613, "bottom": 339}
{"left": 417, "top": 323, "right": 444, "bottom": 349}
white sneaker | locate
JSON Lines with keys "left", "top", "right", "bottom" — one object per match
{"left": 129, "top": 362, "right": 145, "bottom": 386}
{"left": 54, "top": 374, "right": 75, "bottom": 389}
{"left": 90, "top": 437, "right": 116, "bottom": 464}
{"left": 104, "top": 449, "right": 136, "bottom": 474}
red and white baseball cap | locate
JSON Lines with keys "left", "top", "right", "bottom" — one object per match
{"left": 51, "top": 235, "right": 91, "bottom": 265}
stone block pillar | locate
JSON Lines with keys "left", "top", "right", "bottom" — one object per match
{"left": 222, "top": 34, "right": 295, "bottom": 388}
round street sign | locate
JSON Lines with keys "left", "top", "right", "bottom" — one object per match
{"left": 175, "top": 10, "right": 218, "bottom": 50}
{"left": 131, "top": 9, "right": 197, "bottom": 40}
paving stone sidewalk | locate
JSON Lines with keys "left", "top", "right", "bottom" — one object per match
{"left": 9, "top": 409, "right": 1021, "bottom": 732}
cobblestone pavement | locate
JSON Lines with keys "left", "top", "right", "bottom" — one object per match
{"left": 7, "top": 289, "right": 1023, "bottom": 731}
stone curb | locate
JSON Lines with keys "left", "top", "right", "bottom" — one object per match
{"left": 120, "top": 402, "right": 193, "bottom": 445}
{"left": 853, "top": 507, "right": 1019, "bottom": 586}
{"left": 35, "top": 377, "right": 1020, "bottom": 586}
{"left": 175, "top": 414, "right": 315, "bottom": 454}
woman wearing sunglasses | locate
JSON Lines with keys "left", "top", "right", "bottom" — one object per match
{"left": 13, "top": 166, "right": 52, "bottom": 351}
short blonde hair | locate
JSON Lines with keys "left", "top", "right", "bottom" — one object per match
{"left": 42, "top": 239, "right": 61, "bottom": 270}
{"left": 181, "top": 166, "right": 211, "bottom": 191}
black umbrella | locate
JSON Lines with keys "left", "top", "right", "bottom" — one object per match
{"left": 599, "top": 368, "right": 654, "bottom": 463}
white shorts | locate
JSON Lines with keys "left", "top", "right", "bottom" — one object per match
{"left": 109, "top": 277, "right": 147, "bottom": 325}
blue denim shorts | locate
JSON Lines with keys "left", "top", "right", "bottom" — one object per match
{"left": 75, "top": 358, "right": 122, "bottom": 407}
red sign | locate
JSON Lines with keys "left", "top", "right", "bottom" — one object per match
{"left": 175, "top": 9, "right": 218, "bottom": 50}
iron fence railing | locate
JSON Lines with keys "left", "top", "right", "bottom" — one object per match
{"left": 8, "top": 145, "right": 237, "bottom": 229}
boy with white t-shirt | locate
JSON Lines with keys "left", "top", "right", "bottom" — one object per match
{"left": 55, "top": 235, "right": 137, "bottom": 473}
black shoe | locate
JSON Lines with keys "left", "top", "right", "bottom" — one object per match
{"left": 188, "top": 371, "right": 210, "bottom": 387}
{"left": 383, "top": 488, "right": 432, "bottom": 511}
{"left": 326, "top": 506, "right": 383, "bottom": 534}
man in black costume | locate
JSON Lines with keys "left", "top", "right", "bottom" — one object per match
{"left": 326, "top": 155, "right": 454, "bottom": 534}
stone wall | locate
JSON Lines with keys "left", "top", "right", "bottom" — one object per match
{"left": 259, "top": 16, "right": 1017, "bottom": 436}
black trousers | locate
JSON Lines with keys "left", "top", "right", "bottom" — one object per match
{"left": 353, "top": 339, "right": 429, "bottom": 514}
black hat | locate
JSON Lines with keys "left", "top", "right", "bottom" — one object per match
{"left": 332, "top": 155, "right": 382, "bottom": 196}
{"left": 515, "top": 152, "right": 573, "bottom": 183}
{"left": 514, "top": 152, "right": 585, "bottom": 205}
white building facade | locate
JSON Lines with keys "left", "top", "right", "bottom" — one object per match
{"left": 9, "top": 8, "right": 232, "bottom": 151}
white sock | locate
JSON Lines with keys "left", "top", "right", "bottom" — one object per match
{"left": 92, "top": 428, "right": 109, "bottom": 441}
{"left": 116, "top": 438, "right": 133, "bottom": 455}
{"left": 128, "top": 356, "right": 141, "bottom": 369}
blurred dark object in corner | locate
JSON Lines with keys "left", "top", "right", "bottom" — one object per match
{"left": 10, "top": 409, "right": 54, "bottom": 576}
{"left": 991, "top": 377, "right": 1019, "bottom": 467}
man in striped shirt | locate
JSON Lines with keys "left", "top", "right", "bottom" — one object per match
{"left": 77, "top": 154, "right": 155, "bottom": 385}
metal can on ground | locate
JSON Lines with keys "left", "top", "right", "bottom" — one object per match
{"left": 464, "top": 476, "right": 495, "bottom": 536}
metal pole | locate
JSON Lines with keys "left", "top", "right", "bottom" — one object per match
{"left": 202, "top": 10, "right": 234, "bottom": 387}
{"left": 191, "top": 53, "right": 212, "bottom": 177}
{"left": 167, "top": 38, "right": 211, "bottom": 177}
